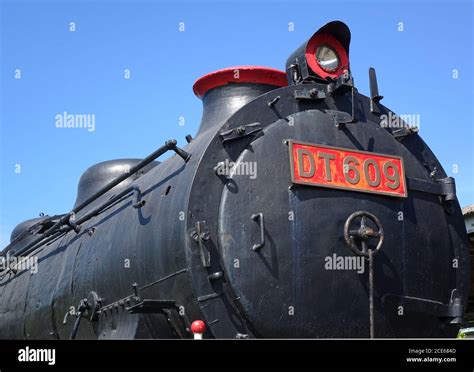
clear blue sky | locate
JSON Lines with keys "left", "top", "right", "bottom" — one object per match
{"left": 0, "top": 0, "right": 473, "bottom": 248}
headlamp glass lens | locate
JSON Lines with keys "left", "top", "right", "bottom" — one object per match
{"left": 316, "top": 46, "right": 339, "bottom": 72}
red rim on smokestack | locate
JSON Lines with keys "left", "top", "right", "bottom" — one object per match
{"left": 193, "top": 66, "right": 288, "bottom": 98}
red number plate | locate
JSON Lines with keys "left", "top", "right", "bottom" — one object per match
{"left": 289, "top": 140, "right": 407, "bottom": 198}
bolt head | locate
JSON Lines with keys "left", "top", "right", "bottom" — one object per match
{"left": 191, "top": 231, "right": 199, "bottom": 241}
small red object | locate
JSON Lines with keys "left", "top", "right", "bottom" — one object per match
{"left": 191, "top": 320, "right": 206, "bottom": 334}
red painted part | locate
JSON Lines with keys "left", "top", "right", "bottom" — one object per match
{"left": 305, "top": 33, "right": 349, "bottom": 80}
{"left": 193, "top": 66, "right": 288, "bottom": 98}
{"left": 290, "top": 141, "right": 407, "bottom": 198}
{"left": 191, "top": 320, "right": 206, "bottom": 334}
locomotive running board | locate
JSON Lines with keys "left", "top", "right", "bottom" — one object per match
{"left": 382, "top": 293, "right": 463, "bottom": 322}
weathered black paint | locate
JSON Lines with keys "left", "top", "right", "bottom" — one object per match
{"left": 0, "top": 21, "right": 469, "bottom": 339}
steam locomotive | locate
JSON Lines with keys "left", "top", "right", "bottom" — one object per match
{"left": 0, "top": 21, "right": 470, "bottom": 339}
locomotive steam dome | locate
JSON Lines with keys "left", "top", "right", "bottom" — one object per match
{"left": 10, "top": 217, "right": 46, "bottom": 242}
{"left": 73, "top": 159, "right": 159, "bottom": 209}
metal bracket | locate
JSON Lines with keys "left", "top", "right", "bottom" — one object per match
{"left": 251, "top": 213, "right": 265, "bottom": 251}
{"left": 294, "top": 88, "right": 326, "bottom": 101}
{"left": 436, "top": 177, "right": 457, "bottom": 201}
{"left": 127, "top": 299, "right": 191, "bottom": 338}
{"left": 325, "top": 82, "right": 358, "bottom": 128}
{"left": 407, "top": 177, "right": 456, "bottom": 201}
{"left": 287, "top": 63, "right": 302, "bottom": 84}
{"left": 191, "top": 221, "right": 211, "bottom": 268}
{"left": 392, "top": 126, "right": 419, "bottom": 140}
{"left": 219, "top": 122, "right": 262, "bottom": 143}
{"left": 368, "top": 67, "right": 383, "bottom": 114}
{"left": 327, "top": 70, "right": 353, "bottom": 95}
{"left": 132, "top": 186, "right": 145, "bottom": 208}
{"left": 325, "top": 109, "right": 356, "bottom": 128}
{"left": 382, "top": 292, "right": 463, "bottom": 321}
{"left": 65, "top": 213, "right": 81, "bottom": 234}
{"left": 63, "top": 291, "right": 101, "bottom": 339}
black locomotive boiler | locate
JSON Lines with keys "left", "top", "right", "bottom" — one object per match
{"left": 0, "top": 21, "right": 470, "bottom": 339}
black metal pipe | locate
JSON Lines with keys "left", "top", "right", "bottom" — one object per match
{"left": 1, "top": 140, "right": 191, "bottom": 259}
{"left": 13, "top": 184, "right": 147, "bottom": 259}
{"left": 73, "top": 140, "right": 180, "bottom": 214}
{"left": 6, "top": 230, "right": 65, "bottom": 264}
{"left": 12, "top": 186, "right": 135, "bottom": 259}
{"left": 76, "top": 185, "right": 137, "bottom": 224}
{"left": 1, "top": 214, "right": 66, "bottom": 256}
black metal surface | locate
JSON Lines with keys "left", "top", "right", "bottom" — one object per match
{"left": 382, "top": 293, "right": 464, "bottom": 318}
{"left": 196, "top": 83, "right": 279, "bottom": 135}
{"left": 0, "top": 20, "right": 469, "bottom": 340}
{"left": 73, "top": 159, "right": 159, "bottom": 209}
{"left": 219, "top": 122, "right": 262, "bottom": 143}
{"left": 73, "top": 139, "right": 190, "bottom": 213}
{"left": 211, "top": 85, "right": 468, "bottom": 337}
{"left": 369, "top": 67, "right": 383, "bottom": 114}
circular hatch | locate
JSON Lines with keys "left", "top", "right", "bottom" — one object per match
{"left": 217, "top": 110, "right": 456, "bottom": 337}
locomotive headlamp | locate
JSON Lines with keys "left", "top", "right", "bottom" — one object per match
{"left": 305, "top": 33, "right": 348, "bottom": 79}
{"left": 315, "top": 45, "right": 340, "bottom": 72}
{"left": 285, "top": 21, "right": 351, "bottom": 83}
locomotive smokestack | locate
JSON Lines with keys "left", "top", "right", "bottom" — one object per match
{"left": 193, "top": 66, "right": 287, "bottom": 136}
